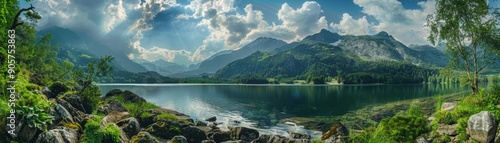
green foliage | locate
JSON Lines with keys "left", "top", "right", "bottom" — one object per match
{"left": 73, "top": 56, "right": 114, "bottom": 91}
{"left": 80, "top": 85, "right": 101, "bottom": 114}
{"left": 433, "top": 110, "right": 457, "bottom": 125}
{"left": 435, "top": 95, "right": 444, "bottom": 112}
{"left": 114, "top": 96, "right": 159, "bottom": 117}
{"left": 406, "top": 105, "right": 424, "bottom": 117}
{"left": 169, "top": 126, "right": 181, "bottom": 133}
{"left": 235, "top": 77, "right": 269, "bottom": 84}
{"left": 154, "top": 113, "right": 178, "bottom": 122}
{"left": 427, "top": 0, "right": 500, "bottom": 93}
{"left": 82, "top": 116, "right": 121, "bottom": 143}
{"left": 17, "top": 105, "right": 54, "bottom": 131}
{"left": 48, "top": 81, "right": 69, "bottom": 96}
{"left": 311, "top": 139, "right": 325, "bottom": 143}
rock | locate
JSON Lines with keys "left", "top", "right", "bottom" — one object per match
{"left": 169, "top": 135, "right": 188, "bottom": 143}
{"left": 416, "top": 136, "right": 429, "bottom": 143}
{"left": 139, "top": 108, "right": 194, "bottom": 127}
{"left": 222, "top": 140, "right": 249, "bottom": 143}
{"left": 146, "top": 120, "right": 182, "bottom": 140}
{"left": 54, "top": 103, "right": 74, "bottom": 123}
{"left": 98, "top": 100, "right": 128, "bottom": 114}
{"left": 36, "top": 126, "right": 79, "bottom": 143}
{"left": 201, "top": 140, "right": 216, "bottom": 143}
{"left": 60, "top": 94, "right": 87, "bottom": 114}
{"left": 17, "top": 119, "right": 42, "bottom": 142}
{"left": 268, "top": 135, "right": 289, "bottom": 143}
{"left": 321, "top": 122, "right": 349, "bottom": 143}
{"left": 467, "top": 111, "right": 497, "bottom": 143}
{"left": 205, "top": 116, "right": 217, "bottom": 122}
{"left": 287, "top": 131, "right": 311, "bottom": 139}
{"left": 230, "top": 127, "right": 259, "bottom": 142}
{"left": 436, "top": 124, "right": 458, "bottom": 136}
{"left": 131, "top": 132, "right": 159, "bottom": 143}
{"left": 105, "top": 89, "right": 124, "bottom": 98}
{"left": 441, "top": 102, "right": 457, "bottom": 111}
{"left": 251, "top": 134, "right": 271, "bottom": 143}
{"left": 194, "top": 120, "right": 208, "bottom": 126}
{"left": 181, "top": 126, "right": 207, "bottom": 143}
{"left": 42, "top": 87, "right": 54, "bottom": 99}
{"left": 56, "top": 99, "right": 86, "bottom": 124}
{"left": 102, "top": 112, "right": 131, "bottom": 126}
{"left": 121, "top": 90, "right": 147, "bottom": 103}
{"left": 210, "top": 131, "right": 231, "bottom": 143}
{"left": 48, "top": 81, "right": 69, "bottom": 98}
{"left": 117, "top": 117, "right": 141, "bottom": 138}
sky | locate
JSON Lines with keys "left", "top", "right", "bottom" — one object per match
{"left": 20, "top": 0, "right": 500, "bottom": 66}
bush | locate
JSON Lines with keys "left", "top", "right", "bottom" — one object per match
{"left": 154, "top": 113, "right": 178, "bottom": 122}
{"left": 80, "top": 86, "right": 101, "bottom": 114}
{"left": 81, "top": 116, "right": 121, "bottom": 143}
{"left": 48, "top": 81, "right": 69, "bottom": 97}
{"left": 114, "top": 96, "right": 159, "bottom": 117}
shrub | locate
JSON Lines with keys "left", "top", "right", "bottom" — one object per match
{"left": 17, "top": 105, "right": 54, "bottom": 131}
{"left": 154, "top": 113, "right": 178, "bottom": 122}
{"left": 80, "top": 86, "right": 101, "bottom": 114}
{"left": 374, "top": 114, "right": 427, "bottom": 142}
{"left": 124, "top": 102, "right": 158, "bottom": 117}
{"left": 48, "top": 81, "right": 69, "bottom": 96}
{"left": 81, "top": 116, "right": 121, "bottom": 143}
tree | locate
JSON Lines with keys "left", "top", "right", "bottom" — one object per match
{"left": 73, "top": 56, "right": 114, "bottom": 92}
{"left": 427, "top": 0, "right": 500, "bottom": 93}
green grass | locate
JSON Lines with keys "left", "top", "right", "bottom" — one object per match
{"left": 154, "top": 112, "right": 178, "bottom": 122}
{"left": 113, "top": 95, "right": 159, "bottom": 117}
{"left": 81, "top": 116, "right": 122, "bottom": 143}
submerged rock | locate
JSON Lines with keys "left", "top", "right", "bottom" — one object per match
{"left": 467, "top": 111, "right": 497, "bottom": 143}
{"left": 205, "top": 116, "right": 217, "bottom": 122}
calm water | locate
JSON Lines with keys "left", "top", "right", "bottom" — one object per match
{"left": 97, "top": 83, "right": 469, "bottom": 138}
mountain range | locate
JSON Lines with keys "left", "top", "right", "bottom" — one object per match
{"left": 40, "top": 26, "right": 449, "bottom": 81}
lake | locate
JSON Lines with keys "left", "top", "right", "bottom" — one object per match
{"left": 97, "top": 83, "right": 470, "bottom": 138}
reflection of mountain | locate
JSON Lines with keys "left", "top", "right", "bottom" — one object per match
{"left": 38, "top": 26, "right": 147, "bottom": 73}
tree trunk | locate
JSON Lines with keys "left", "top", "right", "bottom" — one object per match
{"left": 471, "top": 76, "right": 479, "bottom": 94}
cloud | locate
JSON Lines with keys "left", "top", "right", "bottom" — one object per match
{"left": 188, "top": 1, "right": 328, "bottom": 62}
{"left": 333, "top": 0, "right": 436, "bottom": 45}
{"left": 330, "top": 13, "right": 371, "bottom": 35}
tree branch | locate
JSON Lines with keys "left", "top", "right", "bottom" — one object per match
{"left": 10, "top": 4, "right": 35, "bottom": 30}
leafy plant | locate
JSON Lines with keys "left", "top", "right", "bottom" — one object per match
{"left": 81, "top": 116, "right": 121, "bottom": 143}
{"left": 154, "top": 113, "right": 178, "bottom": 122}
{"left": 17, "top": 105, "right": 54, "bottom": 131}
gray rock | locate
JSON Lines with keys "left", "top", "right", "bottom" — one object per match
{"left": 222, "top": 140, "right": 249, "bottom": 143}
{"left": 210, "top": 131, "right": 231, "bottom": 143}
{"left": 441, "top": 102, "right": 457, "bottom": 111}
{"left": 201, "top": 140, "right": 216, "bottom": 143}
{"left": 42, "top": 87, "right": 53, "bottom": 98}
{"left": 60, "top": 94, "right": 87, "bottom": 114}
{"left": 138, "top": 108, "right": 194, "bottom": 127}
{"left": 131, "top": 131, "right": 159, "bottom": 143}
{"left": 121, "top": 90, "right": 147, "bottom": 103}
{"left": 467, "top": 111, "right": 497, "bottom": 143}
{"left": 146, "top": 120, "right": 183, "bottom": 140}
{"left": 322, "top": 122, "right": 349, "bottom": 143}
{"left": 98, "top": 100, "right": 128, "bottom": 114}
{"left": 169, "top": 135, "right": 188, "bottom": 143}
{"left": 205, "top": 116, "right": 217, "bottom": 122}
{"left": 180, "top": 126, "right": 207, "bottom": 143}
{"left": 117, "top": 117, "right": 141, "bottom": 138}
{"left": 102, "top": 112, "right": 131, "bottom": 126}
{"left": 230, "top": 127, "right": 259, "bottom": 142}
{"left": 56, "top": 99, "right": 86, "bottom": 124}
{"left": 36, "top": 126, "right": 79, "bottom": 143}
{"left": 287, "top": 131, "right": 311, "bottom": 139}
{"left": 436, "top": 124, "right": 458, "bottom": 136}
{"left": 416, "top": 136, "right": 429, "bottom": 143}
{"left": 194, "top": 120, "right": 208, "bottom": 126}
{"left": 104, "top": 89, "right": 123, "bottom": 98}
{"left": 251, "top": 134, "right": 271, "bottom": 143}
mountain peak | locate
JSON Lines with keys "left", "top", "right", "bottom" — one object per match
{"left": 375, "top": 31, "right": 395, "bottom": 39}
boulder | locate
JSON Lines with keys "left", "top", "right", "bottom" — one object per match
{"left": 230, "top": 127, "right": 259, "bottom": 142}
{"left": 210, "top": 131, "right": 231, "bottom": 143}
{"left": 205, "top": 116, "right": 217, "bottom": 122}
{"left": 222, "top": 140, "right": 249, "bottom": 143}
{"left": 42, "top": 87, "right": 54, "bottom": 99}
{"left": 36, "top": 126, "right": 79, "bottom": 143}
{"left": 194, "top": 120, "right": 208, "bottom": 126}
{"left": 287, "top": 131, "right": 311, "bottom": 139}
{"left": 441, "top": 102, "right": 457, "bottom": 111}
{"left": 169, "top": 135, "right": 188, "bottom": 143}
{"left": 321, "top": 122, "right": 349, "bottom": 143}
{"left": 467, "top": 111, "right": 497, "bottom": 143}
{"left": 416, "top": 136, "right": 429, "bottom": 143}
{"left": 17, "top": 119, "right": 42, "bottom": 142}
{"left": 56, "top": 99, "right": 86, "bottom": 124}
{"left": 117, "top": 117, "right": 141, "bottom": 138}
{"left": 121, "top": 90, "right": 147, "bottom": 103}
{"left": 102, "top": 112, "right": 131, "bottom": 126}
{"left": 268, "top": 135, "right": 289, "bottom": 143}
{"left": 436, "top": 124, "right": 458, "bottom": 136}
{"left": 105, "top": 89, "right": 124, "bottom": 98}
{"left": 60, "top": 94, "right": 87, "bottom": 113}
{"left": 146, "top": 120, "right": 183, "bottom": 140}
{"left": 181, "top": 126, "right": 207, "bottom": 143}
{"left": 131, "top": 131, "right": 159, "bottom": 143}
{"left": 201, "top": 140, "right": 216, "bottom": 143}
{"left": 98, "top": 100, "right": 128, "bottom": 114}
{"left": 139, "top": 108, "right": 194, "bottom": 127}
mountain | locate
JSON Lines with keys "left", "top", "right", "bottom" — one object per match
{"left": 214, "top": 30, "right": 447, "bottom": 84}
{"left": 304, "top": 30, "right": 448, "bottom": 67}
{"left": 38, "top": 26, "right": 147, "bottom": 73}
{"left": 179, "top": 37, "right": 287, "bottom": 76}
{"left": 134, "top": 59, "right": 189, "bottom": 76}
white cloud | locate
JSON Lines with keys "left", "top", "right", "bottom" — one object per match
{"left": 330, "top": 13, "right": 371, "bottom": 35}
{"left": 343, "top": 0, "right": 436, "bottom": 45}
{"left": 104, "top": 0, "right": 127, "bottom": 32}
{"left": 188, "top": 1, "right": 328, "bottom": 62}
{"left": 131, "top": 39, "right": 192, "bottom": 62}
